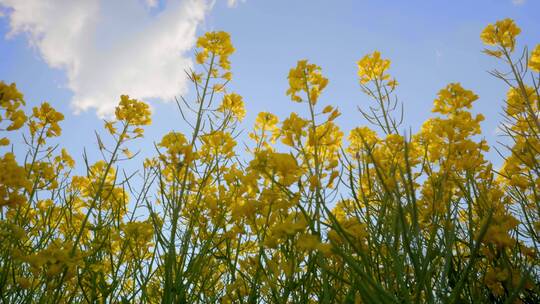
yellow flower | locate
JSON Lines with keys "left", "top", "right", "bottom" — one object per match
{"left": 432, "top": 83, "right": 478, "bottom": 114}
{"left": 218, "top": 93, "right": 246, "bottom": 121}
{"left": 296, "top": 233, "right": 320, "bottom": 251}
{"left": 280, "top": 112, "right": 309, "bottom": 147}
{"left": 158, "top": 131, "right": 195, "bottom": 166}
{"left": 357, "top": 51, "right": 393, "bottom": 84}
{"left": 286, "top": 59, "right": 328, "bottom": 104}
{"left": 480, "top": 18, "right": 521, "bottom": 52}
{"left": 122, "top": 148, "right": 133, "bottom": 158}
{"left": 308, "top": 175, "right": 320, "bottom": 190}
{"left": 159, "top": 131, "right": 188, "bottom": 155}
{"left": 195, "top": 51, "right": 207, "bottom": 64}
{"left": 327, "top": 107, "right": 341, "bottom": 121}
{"left": 255, "top": 111, "right": 278, "bottom": 131}
{"left": 30, "top": 102, "right": 64, "bottom": 140}
{"left": 0, "top": 137, "right": 9, "bottom": 146}
{"left": 249, "top": 112, "right": 279, "bottom": 149}
{"left": 196, "top": 31, "right": 235, "bottom": 73}
{"left": 104, "top": 120, "right": 117, "bottom": 135}
{"left": 308, "top": 120, "right": 343, "bottom": 151}
{"left": 17, "top": 277, "right": 32, "bottom": 289}
{"left": 484, "top": 267, "right": 506, "bottom": 297}
{"left": 322, "top": 105, "right": 333, "bottom": 113}
{"left": 249, "top": 151, "right": 301, "bottom": 186}
{"left": 201, "top": 131, "right": 237, "bottom": 159}
{"left": 31, "top": 161, "right": 60, "bottom": 190}
{"left": 505, "top": 85, "right": 537, "bottom": 116}
{"left": 0, "top": 153, "right": 31, "bottom": 208}
{"left": 122, "top": 220, "right": 154, "bottom": 248}
{"left": 347, "top": 126, "right": 379, "bottom": 156}
{"left": 0, "top": 82, "right": 27, "bottom": 139}
{"left": 54, "top": 148, "right": 75, "bottom": 169}
{"left": 529, "top": 44, "right": 540, "bottom": 72}
{"left": 115, "top": 95, "right": 152, "bottom": 127}
{"left": 296, "top": 233, "right": 332, "bottom": 256}
{"left": 482, "top": 211, "right": 519, "bottom": 248}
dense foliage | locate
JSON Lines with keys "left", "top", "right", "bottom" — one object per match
{"left": 1, "top": 19, "right": 540, "bottom": 303}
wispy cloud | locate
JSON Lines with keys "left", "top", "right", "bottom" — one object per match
{"left": 0, "top": 0, "right": 213, "bottom": 116}
{"left": 227, "top": 0, "right": 246, "bottom": 8}
{"left": 512, "top": 0, "right": 526, "bottom": 6}
{"left": 145, "top": 0, "right": 160, "bottom": 8}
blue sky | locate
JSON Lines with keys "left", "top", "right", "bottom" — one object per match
{"left": 1, "top": 0, "right": 539, "bottom": 170}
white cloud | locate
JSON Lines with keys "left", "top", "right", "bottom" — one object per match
{"left": 0, "top": 0, "right": 210, "bottom": 117}
{"left": 227, "top": 0, "right": 245, "bottom": 8}
{"left": 145, "top": 0, "right": 160, "bottom": 8}
{"left": 512, "top": 0, "right": 526, "bottom": 6}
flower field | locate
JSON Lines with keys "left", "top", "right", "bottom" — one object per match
{"left": 1, "top": 18, "right": 540, "bottom": 303}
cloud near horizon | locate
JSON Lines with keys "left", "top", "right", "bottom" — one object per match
{"left": 0, "top": 0, "right": 218, "bottom": 117}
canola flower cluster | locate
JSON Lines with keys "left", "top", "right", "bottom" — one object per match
{"left": 0, "top": 18, "right": 540, "bottom": 303}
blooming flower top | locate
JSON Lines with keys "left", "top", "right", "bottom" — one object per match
{"left": 196, "top": 31, "right": 235, "bottom": 80}
{"left": 481, "top": 18, "right": 521, "bottom": 53}
{"left": 28, "top": 102, "right": 64, "bottom": 143}
{"left": 357, "top": 51, "right": 394, "bottom": 86}
{"left": 432, "top": 82, "right": 479, "bottom": 115}
{"left": 286, "top": 60, "right": 328, "bottom": 104}
{"left": 0, "top": 82, "right": 27, "bottom": 146}
{"left": 115, "top": 95, "right": 151, "bottom": 127}
{"left": 249, "top": 112, "right": 279, "bottom": 150}
{"left": 218, "top": 93, "right": 246, "bottom": 121}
